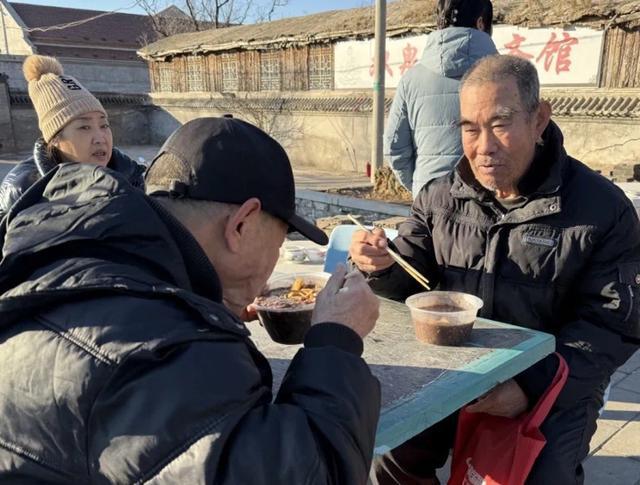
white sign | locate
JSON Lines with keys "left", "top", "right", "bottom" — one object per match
{"left": 335, "top": 35, "right": 429, "bottom": 90}
{"left": 493, "top": 25, "right": 604, "bottom": 86}
{"left": 334, "top": 25, "right": 604, "bottom": 89}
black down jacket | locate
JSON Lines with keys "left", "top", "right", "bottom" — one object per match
{"left": 367, "top": 121, "right": 640, "bottom": 407}
{"left": 0, "top": 138, "right": 145, "bottom": 219}
{"left": 0, "top": 163, "right": 380, "bottom": 484}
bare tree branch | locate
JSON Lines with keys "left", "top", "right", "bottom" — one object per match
{"left": 141, "top": 0, "right": 289, "bottom": 38}
{"left": 183, "top": 0, "right": 202, "bottom": 30}
{"left": 266, "top": 0, "right": 288, "bottom": 22}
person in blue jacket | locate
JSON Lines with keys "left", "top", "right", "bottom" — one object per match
{"left": 385, "top": 0, "right": 498, "bottom": 198}
{"left": 0, "top": 55, "right": 144, "bottom": 219}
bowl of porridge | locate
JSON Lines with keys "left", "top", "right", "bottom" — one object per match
{"left": 405, "top": 291, "right": 483, "bottom": 346}
{"left": 253, "top": 273, "right": 330, "bottom": 344}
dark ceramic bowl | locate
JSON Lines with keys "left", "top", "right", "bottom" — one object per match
{"left": 254, "top": 272, "right": 330, "bottom": 344}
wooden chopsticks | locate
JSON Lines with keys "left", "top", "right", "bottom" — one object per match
{"left": 347, "top": 214, "right": 431, "bottom": 290}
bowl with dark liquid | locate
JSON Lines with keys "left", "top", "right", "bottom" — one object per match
{"left": 253, "top": 272, "right": 330, "bottom": 344}
{"left": 405, "top": 291, "right": 483, "bottom": 346}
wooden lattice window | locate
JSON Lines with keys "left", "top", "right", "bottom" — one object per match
{"left": 260, "top": 51, "right": 281, "bottom": 91}
{"left": 308, "top": 45, "right": 333, "bottom": 90}
{"left": 158, "top": 62, "right": 173, "bottom": 92}
{"left": 221, "top": 53, "right": 239, "bottom": 92}
{"left": 186, "top": 56, "right": 204, "bottom": 91}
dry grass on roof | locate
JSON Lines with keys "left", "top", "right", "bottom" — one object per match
{"left": 500, "top": 0, "right": 640, "bottom": 27}
{"left": 139, "top": 0, "right": 436, "bottom": 58}
{"left": 139, "top": 0, "right": 640, "bottom": 59}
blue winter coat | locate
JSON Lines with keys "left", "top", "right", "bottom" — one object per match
{"left": 384, "top": 27, "right": 497, "bottom": 197}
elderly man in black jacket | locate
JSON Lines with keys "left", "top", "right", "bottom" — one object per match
{"left": 351, "top": 55, "right": 640, "bottom": 484}
{"left": 0, "top": 117, "right": 381, "bottom": 483}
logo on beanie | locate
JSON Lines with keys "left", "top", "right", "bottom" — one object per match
{"left": 60, "top": 76, "right": 82, "bottom": 90}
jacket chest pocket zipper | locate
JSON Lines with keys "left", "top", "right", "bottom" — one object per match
{"left": 624, "top": 285, "right": 634, "bottom": 323}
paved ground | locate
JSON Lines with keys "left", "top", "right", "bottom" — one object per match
{"left": 0, "top": 146, "right": 373, "bottom": 191}
{"left": 277, "top": 239, "right": 640, "bottom": 484}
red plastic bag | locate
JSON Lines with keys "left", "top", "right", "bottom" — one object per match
{"left": 448, "top": 353, "right": 568, "bottom": 485}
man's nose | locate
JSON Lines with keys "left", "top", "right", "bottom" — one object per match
{"left": 477, "top": 129, "right": 497, "bottom": 155}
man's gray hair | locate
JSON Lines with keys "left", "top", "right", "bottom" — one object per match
{"left": 145, "top": 151, "right": 238, "bottom": 225}
{"left": 460, "top": 54, "right": 540, "bottom": 114}
{"left": 153, "top": 197, "right": 237, "bottom": 228}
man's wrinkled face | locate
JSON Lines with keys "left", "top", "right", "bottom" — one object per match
{"left": 459, "top": 78, "right": 546, "bottom": 198}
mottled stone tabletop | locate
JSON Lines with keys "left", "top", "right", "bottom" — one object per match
{"left": 248, "top": 297, "right": 555, "bottom": 452}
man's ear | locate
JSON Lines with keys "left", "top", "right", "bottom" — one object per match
{"left": 476, "top": 17, "right": 485, "bottom": 32}
{"left": 535, "top": 100, "right": 552, "bottom": 139}
{"left": 223, "top": 198, "right": 262, "bottom": 253}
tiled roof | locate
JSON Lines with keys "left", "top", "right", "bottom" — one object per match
{"left": 10, "top": 91, "right": 149, "bottom": 106}
{"left": 139, "top": 0, "right": 640, "bottom": 59}
{"left": 34, "top": 45, "right": 143, "bottom": 62}
{"left": 10, "top": 2, "right": 158, "bottom": 60}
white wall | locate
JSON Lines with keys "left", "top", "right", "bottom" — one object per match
{"left": 0, "top": 55, "right": 150, "bottom": 94}
{"left": 0, "top": 1, "right": 34, "bottom": 56}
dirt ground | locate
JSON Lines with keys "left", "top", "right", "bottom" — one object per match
{"left": 326, "top": 167, "right": 413, "bottom": 205}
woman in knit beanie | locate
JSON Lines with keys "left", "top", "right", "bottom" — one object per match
{"left": 0, "top": 55, "right": 145, "bottom": 218}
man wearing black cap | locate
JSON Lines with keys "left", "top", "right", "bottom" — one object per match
{"left": 0, "top": 117, "right": 381, "bottom": 483}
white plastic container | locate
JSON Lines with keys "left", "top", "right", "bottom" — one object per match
{"left": 405, "top": 291, "right": 483, "bottom": 346}
{"left": 304, "top": 248, "right": 326, "bottom": 264}
{"left": 282, "top": 246, "right": 306, "bottom": 262}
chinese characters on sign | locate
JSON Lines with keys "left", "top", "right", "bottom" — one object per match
{"left": 335, "top": 35, "right": 429, "bottom": 89}
{"left": 334, "top": 26, "right": 604, "bottom": 89}
{"left": 504, "top": 33, "right": 533, "bottom": 60}
{"left": 399, "top": 42, "right": 419, "bottom": 75}
{"left": 536, "top": 32, "right": 580, "bottom": 74}
{"left": 369, "top": 51, "right": 394, "bottom": 77}
{"left": 368, "top": 43, "right": 420, "bottom": 77}
{"left": 503, "top": 31, "right": 580, "bottom": 74}
{"left": 492, "top": 25, "right": 602, "bottom": 84}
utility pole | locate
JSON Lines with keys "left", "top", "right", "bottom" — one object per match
{"left": 370, "top": 0, "right": 386, "bottom": 184}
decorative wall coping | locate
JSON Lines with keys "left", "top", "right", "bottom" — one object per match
{"left": 150, "top": 89, "right": 640, "bottom": 119}
{"left": 549, "top": 93, "right": 640, "bottom": 119}
{"left": 10, "top": 92, "right": 150, "bottom": 107}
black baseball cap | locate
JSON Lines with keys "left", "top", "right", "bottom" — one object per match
{"left": 145, "top": 117, "right": 328, "bottom": 245}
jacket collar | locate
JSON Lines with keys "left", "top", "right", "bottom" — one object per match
{"left": 109, "top": 147, "right": 145, "bottom": 188}
{"left": 33, "top": 138, "right": 57, "bottom": 176}
{"left": 146, "top": 197, "right": 223, "bottom": 303}
{"left": 33, "top": 139, "right": 143, "bottom": 188}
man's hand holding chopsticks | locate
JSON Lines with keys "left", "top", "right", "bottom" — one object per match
{"left": 349, "top": 227, "right": 395, "bottom": 273}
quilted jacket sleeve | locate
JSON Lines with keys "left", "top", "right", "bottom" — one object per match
{"left": 364, "top": 191, "right": 441, "bottom": 301}
{"left": 0, "top": 160, "right": 40, "bottom": 220}
{"left": 89, "top": 323, "right": 380, "bottom": 485}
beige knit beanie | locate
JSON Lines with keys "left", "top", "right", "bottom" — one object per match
{"left": 23, "top": 55, "right": 106, "bottom": 143}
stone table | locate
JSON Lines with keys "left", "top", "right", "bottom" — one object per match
{"left": 248, "top": 297, "right": 555, "bottom": 453}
